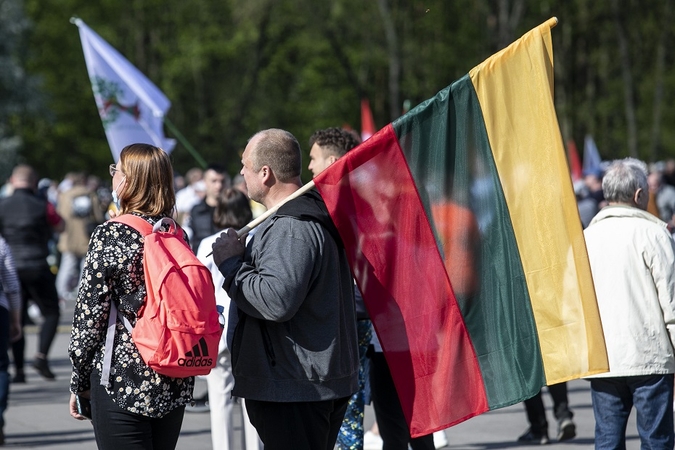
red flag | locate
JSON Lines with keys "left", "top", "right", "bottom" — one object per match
{"left": 567, "top": 139, "right": 582, "bottom": 181}
{"left": 361, "top": 98, "right": 376, "bottom": 142}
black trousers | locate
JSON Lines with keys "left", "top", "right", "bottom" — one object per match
{"left": 12, "top": 266, "right": 60, "bottom": 369}
{"left": 90, "top": 377, "right": 185, "bottom": 450}
{"left": 369, "top": 351, "right": 435, "bottom": 450}
{"left": 245, "top": 396, "right": 350, "bottom": 450}
{"left": 524, "top": 382, "right": 573, "bottom": 433}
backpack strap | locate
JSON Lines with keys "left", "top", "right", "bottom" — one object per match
{"left": 101, "top": 300, "right": 134, "bottom": 386}
{"left": 111, "top": 214, "right": 153, "bottom": 236}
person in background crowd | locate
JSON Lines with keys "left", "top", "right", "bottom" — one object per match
{"left": 0, "top": 233, "right": 22, "bottom": 445}
{"left": 583, "top": 170, "right": 606, "bottom": 209}
{"left": 38, "top": 178, "right": 59, "bottom": 206}
{"left": 57, "top": 172, "right": 75, "bottom": 196}
{"left": 197, "top": 188, "right": 261, "bottom": 450}
{"left": 517, "top": 384, "right": 576, "bottom": 444}
{"left": 233, "top": 174, "right": 266, "bottom": 219}
{"left": 37, "top": 178, "right": 62, "bottom": 275}
{"left": 175, "top": 167, "right": 204, "bottom": 226}
{"left": 212, "top": 128, "right": 359, "bottom": 450}
{"left": 87, "top": 175, "right": 113, "bottom": 220}
{"left": 173, "top": 171, "right": 186, "bottom": 193}
{"left": 574, "top": 180, "right": 599, "bottom": 230}
{"left": 0, "top": 165, "right": 63, "bottom": 382}
{"left": 308, "top": 127, "right": 376, "bottom": 450}
{"left": 663, "top": 159, "right": 675, "bottom": 187}
{"left": 189, "top": 163, "right": 229, "bottom": 253}
{"left": 584, "top": 157, "right": 675, "bottom": 449}
{"left": 647, "top": 170, "right": 675, "bottom": 231}
{"left": 56, "top": 172, "right": 104, "bottom": 302}
{"left": 68, "top": 144, "right": 192, "bottom": 450}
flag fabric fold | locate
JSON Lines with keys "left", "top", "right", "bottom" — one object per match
{"left": 314, "top": 17, "right": 608, "bottom": 437}
{"left": 73, "top": 18, "right": 175, "bottom": 161}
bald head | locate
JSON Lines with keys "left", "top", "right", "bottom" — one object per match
{"left": 10, "top": 165, "right": 37, "bottom": 190}
{"left": 249, "top": 129, "right": 302, "bottom": 183}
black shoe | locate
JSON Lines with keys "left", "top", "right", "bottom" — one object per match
{"left": 557, "top": 418, "right": 576, "bottom": 442}
{"left": 32, "top": 358, "right": 55, "bottom": 380}
{"left": 518, "top": 429, "right": 549, "bottom": 445}
{"left": 12, "top": 370, "right": 26, "bottom": 383}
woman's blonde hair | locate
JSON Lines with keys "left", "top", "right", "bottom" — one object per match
{"left": 118, "top": 143, "right": 175, "bottom": 216}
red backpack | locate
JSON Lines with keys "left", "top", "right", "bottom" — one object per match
{"left": 101, "top": 214, "right": 222, "bottom": 382}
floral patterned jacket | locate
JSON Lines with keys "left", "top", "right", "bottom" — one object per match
{"left": 68, "top": 213, "right": 193, "bottom": 418}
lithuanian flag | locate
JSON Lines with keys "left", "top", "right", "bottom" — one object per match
{"left": 313, "top": 18, "right": 608, "bottom": 437}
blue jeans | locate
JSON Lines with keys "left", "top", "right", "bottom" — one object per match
{"left": 591, "top": 375, "right": 674, "bottom": 450}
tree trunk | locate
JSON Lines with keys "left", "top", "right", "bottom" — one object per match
{"left": 376, "top": 0, "right": 400, "bottom": 122}
{"left": 496, "top": 0, "right": 525, "bottom": 50}
{"left": 611, "top": 0, "right": 638, "bottom": 158}
{"left": 649, "top": 0, "right": 672, "bottom": 162}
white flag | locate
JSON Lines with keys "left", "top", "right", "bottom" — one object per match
{"left": 73, "top": 18, "right": 175, "bottom": 161}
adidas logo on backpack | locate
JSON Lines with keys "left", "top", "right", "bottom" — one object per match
{"left": 101, "top": 215, "right": 222, "bottom": 382}
{"left": 179, "top": 337, "right": 213, "bottom": 368}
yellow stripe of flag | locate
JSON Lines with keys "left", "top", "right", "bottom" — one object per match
{"left": 469, "top": 18, "right": 608, "bottom": 383}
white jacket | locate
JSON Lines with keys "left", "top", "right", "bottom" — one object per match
{"left": 584, "top": 205, "right": 675, "bottom": 377}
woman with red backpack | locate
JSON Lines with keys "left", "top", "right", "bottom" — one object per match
{"left": 68, "top": 143, "right": 193, "bottom": 450}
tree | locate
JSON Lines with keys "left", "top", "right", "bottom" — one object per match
{"left": 0, "top": 0, "right": 42, "bottom": 182}
{"left": 9, "top": 0, "right": 675, "bottom": 186}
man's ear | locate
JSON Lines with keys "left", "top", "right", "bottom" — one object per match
{"left": 634, "top": 187, "right": 648, "bottom": 209}
{"left": 633, "top": 188, "right": 641, "bottom": 204}
{"left": 260, "top": 165, "right": 274, "bottom": 185}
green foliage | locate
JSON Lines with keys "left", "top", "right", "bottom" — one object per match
{"left": 0, "top": 0, "right": 40, "bottom": 182}
{"left": 4, "top": 0, "right": 675, "bottom": 185}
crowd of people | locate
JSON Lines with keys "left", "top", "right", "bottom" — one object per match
{"left": 1, "top": 136, "right": 675, "bottom": 449}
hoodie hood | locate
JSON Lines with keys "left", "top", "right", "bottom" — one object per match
{"left": 275, "top": 189, "right": 343, "bottom": 248}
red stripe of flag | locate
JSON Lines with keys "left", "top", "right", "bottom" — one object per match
{"left": 314, "top": 124, "right": 488, "bottom": 437}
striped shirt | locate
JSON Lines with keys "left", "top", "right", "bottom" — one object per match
{"left": 0, "top": 235, "right": 21, "bottom": 312}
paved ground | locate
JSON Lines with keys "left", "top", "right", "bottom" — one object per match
{"left": 4, "top": 301, "right": 642, "bottom": 449}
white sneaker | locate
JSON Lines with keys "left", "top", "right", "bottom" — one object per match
{"left": 433, "top": 431, "right": 448, "bottom": 449}
{"left": 364, "top": 430, "right": 383, "bottom": 450}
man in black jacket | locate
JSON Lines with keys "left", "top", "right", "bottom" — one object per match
{"left": 189, "top": 163, "right": 228, "bottom": 253}
{"left": 0, "top": 165, "right": 63, "bottom": 381}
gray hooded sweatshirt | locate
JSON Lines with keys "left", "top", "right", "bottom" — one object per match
{"left": 219, "top": 190, "right": 359, "bottom": 402}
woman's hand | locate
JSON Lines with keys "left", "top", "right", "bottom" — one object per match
{"left": 69, "top": 391, "right": 91, "bottom": 420}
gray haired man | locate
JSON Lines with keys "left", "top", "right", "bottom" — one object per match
{"left": 584, "top": 157, "right": 675, "bottom": 449}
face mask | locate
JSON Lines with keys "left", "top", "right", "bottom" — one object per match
{"left": 112, "top": 176, "right": 125, "bottom": 209}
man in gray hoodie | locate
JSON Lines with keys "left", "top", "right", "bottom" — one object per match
{"left": 212, "top": 128, "right": 359, "bottom": 450}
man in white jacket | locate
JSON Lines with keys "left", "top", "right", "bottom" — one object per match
{"left": 584, "top": 157, "right": 675, "bottom": 449}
